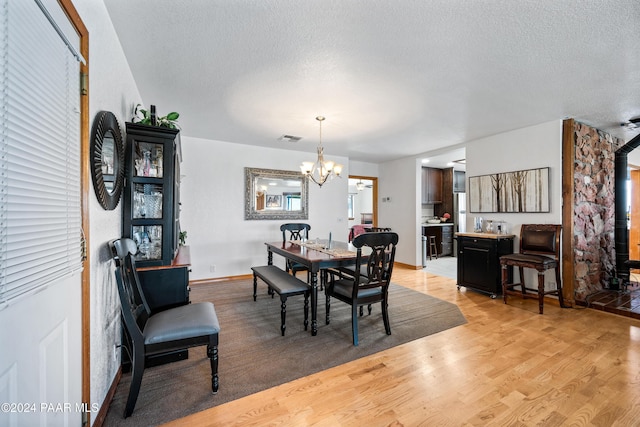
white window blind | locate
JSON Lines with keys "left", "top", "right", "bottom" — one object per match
{"left": 0, "top": 0, "right": 82, "bottom": 307}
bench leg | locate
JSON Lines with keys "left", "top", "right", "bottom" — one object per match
{"left": 253, "top": 273, "right": 258, "bottom": 301}
{"left": 280, "top": 296, "right": 287, "bottom": 336}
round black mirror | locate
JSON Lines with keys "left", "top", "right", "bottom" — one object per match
{"left": 90, "top": 111, "right": 125, "bottom": 210}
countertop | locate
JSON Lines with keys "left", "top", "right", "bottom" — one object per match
{"left": 455, "top": 232, "right": 515, "bottom": 239}
{"left": 422, "top": 222, "right": 453, "bottom": 227}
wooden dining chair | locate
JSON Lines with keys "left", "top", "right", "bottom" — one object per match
{"left": 109, "top": 238, "right": 220, "bottom": 418}
{"left": 325, "top": 232, "right": 399, "bottom": 345}
{"left": 280, "top": 223, "right": 311, "bottom": 279}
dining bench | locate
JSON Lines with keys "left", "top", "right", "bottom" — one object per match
{"left": 251, "top": 265, "right": 310, "bottom": 336}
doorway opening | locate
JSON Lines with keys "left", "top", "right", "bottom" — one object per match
{"left": 348, "top": 176, "right": 378, "bottom": 229}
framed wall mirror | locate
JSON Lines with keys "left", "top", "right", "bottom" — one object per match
{"left": 245, "top": 167, "right": 308, "bottom": 220}
{"left": 90, "top": 111, "right": 125, "bottom": 210}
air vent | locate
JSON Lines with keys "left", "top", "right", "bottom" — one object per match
{"left": 278, "top": 134, "right": 303, "bottom": 143}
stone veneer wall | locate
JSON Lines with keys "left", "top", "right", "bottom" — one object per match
{"left": 573, "top": 121, "right": 624, "bottom": 301}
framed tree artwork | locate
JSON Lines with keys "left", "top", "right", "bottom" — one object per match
{"left": 469, "top": 167, "right": 550, "bottom": 213}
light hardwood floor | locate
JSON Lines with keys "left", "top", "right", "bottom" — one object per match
{"left": 165, "top": 267, "right": 640, "bottom": 426}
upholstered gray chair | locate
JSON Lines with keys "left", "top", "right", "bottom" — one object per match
{"left": 109, "top": 238, "right": 220, "bottom": 418}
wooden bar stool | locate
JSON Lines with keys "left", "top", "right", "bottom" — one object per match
{"left": 428, "top": 235, "right": 438, "bottom": 260}
{"left": 499, "top": 224, "right": 564, "bottom": 314}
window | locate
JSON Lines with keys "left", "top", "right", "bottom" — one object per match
{"left": 348, "top": 194, "right": 355, "bottom": 220}
{"left": 0, "top": 0, "right": 83, "bottom": 307}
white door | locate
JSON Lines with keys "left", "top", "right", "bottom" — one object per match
{"left": 0, "top": 0, "right": 84, "bottom": 426}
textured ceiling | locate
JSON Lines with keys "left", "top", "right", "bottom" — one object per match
{"left": 104, "top": 0, "right": 640, "bottom": 164}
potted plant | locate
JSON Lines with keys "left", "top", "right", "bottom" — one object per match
{"left": 133, "top": 104, "right": 180, "bottom": 129}
{"left": 179, "top": 230, "right": 187, "bottom": 246}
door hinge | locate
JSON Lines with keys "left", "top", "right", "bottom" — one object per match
{"left": 80, "top": 72, "right": 88, "bottom": 96}
{"left": 81, "top": 228, "right": 87, "bottom": 262}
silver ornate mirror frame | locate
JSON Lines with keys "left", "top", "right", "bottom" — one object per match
{"left": 244, "top": 167, "right": 309, "bottom": 220}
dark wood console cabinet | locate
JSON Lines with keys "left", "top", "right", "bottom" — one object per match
{"left": 456, "top": 233, "right": 514, "bottom": 298}
{"left": 137, "top": 245, "right": 191, "bottom": 313}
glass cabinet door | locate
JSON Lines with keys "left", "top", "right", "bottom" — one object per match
{"left": 124, "top": 122, "right": 180, "bottom": 267}
{"left": 133, "top": 183, "right": 163, "bottom": 219}
{"left": 133, "top": 141, "right": 164, "bottom": 178}
{"left": 132, "top": 225, "right": 163, "bottom": 261}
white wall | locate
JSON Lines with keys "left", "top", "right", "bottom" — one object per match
{"left": 377, "top": 157, "right": 422, "bottom": 267}
{"left": 180, "top": 137, "right": 349, "bottom": 280}
{"left": 465, "top": 120, "right": 563, "bottom": 234}
{"left": 377, "top": 120, "right": 563, "bottom": 271}
{"left": 74, "top": 0, "right": 142, "bottom": 423}
{"left": 349, "top": 160, "right": 379, "bottom": 177}
{"left": 465, "top": 120, "right": 563, "bottom": 290}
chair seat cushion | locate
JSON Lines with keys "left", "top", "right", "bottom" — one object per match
{"left": 500, "top": 253, "right": 557, "bottom": 268}
{"left": 333, "top": 279, "right": 380, "bottom": 299}
{"left": 144, "top": 302, "right": 220, "bottom": 345}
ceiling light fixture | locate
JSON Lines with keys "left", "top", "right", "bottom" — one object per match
{"left": 621, "top": 117, "right": 640, "bottom": 130}
{"left": 300, "top": 116, "right": 343, "bottom": 187}
{"left": 356, "top": 180, "right": 365, "bottom": 191}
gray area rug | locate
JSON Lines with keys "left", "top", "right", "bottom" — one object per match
{"left": 103, "top": 279, "right": 466, "bottom": 426}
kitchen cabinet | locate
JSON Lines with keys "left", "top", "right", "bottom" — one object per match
{"left": 456, "top": 233, "right": 514, "bottom": 298}
{"left": 422, "top": 167, "right": 443, "bottom": 204}
{"left": 441, "top": 225, "right": 453, "bottom": 256}
{"left": 453, "top": 170, "right": 466, "bottom": 193}
{"left": 423, "top": 224, "right": 454, "bottom": 256}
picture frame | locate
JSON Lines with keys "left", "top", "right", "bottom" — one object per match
{"left": 469, "top": 167, "right": 550, "bottom": 213}
{"left": 266, "top": 194, "right": 282, "bottom": 208}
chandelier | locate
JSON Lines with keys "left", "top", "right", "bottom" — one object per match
{"left": 300, "top": 116, "right": 343, "bottom": 187}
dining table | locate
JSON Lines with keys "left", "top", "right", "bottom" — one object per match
{"left": 264, "top": 239, "right": 359, "bottom": 336}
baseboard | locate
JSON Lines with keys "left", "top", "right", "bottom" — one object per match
{"left": 92, "top": 366, "right": 122, "bottom": 427}
{"left": 190, "top": 274, "right": 253, "bottom": 285}
{"left": 190, "top": 265, "right": 425, "bottom": 285}
{"left": 394, "top": 261, "right": 421, "bottom": 270}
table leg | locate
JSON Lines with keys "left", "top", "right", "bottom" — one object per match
{"left": 310, "top": 270, "right": 318, "bottom": 336}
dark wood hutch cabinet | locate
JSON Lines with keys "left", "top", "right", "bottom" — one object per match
{"left": 123, "top": 122, "right": 182, "bottom": 268}
{"left": 122, "top": 123, "right": 189, "bottom": 311}
{"left": 122, "top": 122, "right": 190, "bottom": 366}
